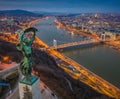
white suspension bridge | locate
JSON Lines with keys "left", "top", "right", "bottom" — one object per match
{"left": 50, "top": 39, "right": 101, "bottom": 49}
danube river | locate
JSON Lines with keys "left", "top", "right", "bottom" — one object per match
{"left": 34, "top": 18, "right": 120, "bottom": 88}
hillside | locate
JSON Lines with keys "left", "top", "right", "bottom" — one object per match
{"left": 0, "top": 39, "right": 114, "bottom": 99}
{"left": 0, "top": 9, "right": 42, "bottom": 17}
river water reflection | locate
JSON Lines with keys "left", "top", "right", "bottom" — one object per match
{"left": 34, "top": 18, "right": 120, "bottom": 88}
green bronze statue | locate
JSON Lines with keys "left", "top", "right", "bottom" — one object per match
{"left": 17, "top": 27, "right": 38, "bottom": 82}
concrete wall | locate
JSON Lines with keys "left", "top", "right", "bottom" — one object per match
{"left": 0, "top": 65, "right": 19, "bottom": 79}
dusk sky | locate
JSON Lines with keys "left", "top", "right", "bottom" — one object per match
{"left": 0, "top": 0, "right": 120, "bottom": 13}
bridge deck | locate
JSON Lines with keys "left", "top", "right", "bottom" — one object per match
{"left": 51, "top": 39, "right": 100, "bottom": 49}
{"left": 35, "top": 36, "right": 120, "bottom": 99}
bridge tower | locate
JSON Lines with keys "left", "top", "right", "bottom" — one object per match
{"left": 101, "top": 32, "right": 106, "bottom": 40}
{"left": 53, "top": 39, "right": 57, "bottom": 48}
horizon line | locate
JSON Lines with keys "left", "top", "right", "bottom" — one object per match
{"left": 0, "top": 9, "right": 120, "bottom": 14}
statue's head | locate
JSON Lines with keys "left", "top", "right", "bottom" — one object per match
{"left": 23, "top": 37, "right": 30, "bottom": 45}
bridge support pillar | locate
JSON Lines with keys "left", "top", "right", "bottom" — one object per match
{"left": 53, "top": 39, "right": 57, "bottom": 49}
{"left": 101, "top": 33, "right": 106, "bottom": 40}
{"left": 19, "top": 74, "right": 42, "bottom": 99}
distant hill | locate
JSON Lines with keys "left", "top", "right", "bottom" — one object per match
{"left": 33, "top": 11, "right": 70, "bottom": 15}
{"left": 0, "top": 9, "right": 42, "bottom": 17}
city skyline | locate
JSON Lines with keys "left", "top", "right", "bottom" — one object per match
{"left": 0, "top": 0, "right": 120, "bottom": 13}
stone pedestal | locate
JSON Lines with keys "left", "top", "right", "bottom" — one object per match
{"left": 19, "top": 75, "right": 42, "bottom": 99}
